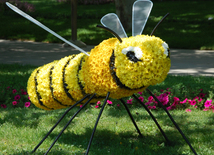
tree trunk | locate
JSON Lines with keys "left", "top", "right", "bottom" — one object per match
{"left": 115, "top": 0, "right": 136, "bottom": 31}
{"left": 71, "top": 0, "right": 77, "bottom": 41}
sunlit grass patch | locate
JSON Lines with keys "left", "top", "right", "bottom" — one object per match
{"left": 1, "top": 107, "right": 214, "bottom": 155}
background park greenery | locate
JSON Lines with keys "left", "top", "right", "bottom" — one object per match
{"left": 1, "top": 0, "right": 214, "bottom": 154}
{"left": 0, "top": 0, "right": 214, "bottom": 49}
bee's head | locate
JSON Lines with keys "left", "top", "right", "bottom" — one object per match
{"left": 113, "top": 35, "right": 171, "bottom": 89}
{"left": 97, "top": 25, "right": 171, "bottom": 90}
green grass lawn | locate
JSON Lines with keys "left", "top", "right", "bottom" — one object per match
{"left": 0, "top": 107, "right": 214, "bottom": 155}
{"left": 0, "top": 0, "right": 214, "bottom": 49}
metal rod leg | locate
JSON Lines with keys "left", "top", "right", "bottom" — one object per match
{"left": 44, "top": 94, "right": 96, "bottom": 155}
{"left": 120, "top": 99, "right": 143, "bottom": 138}
{"left": 146, "top": 89, "right": 197, "bottom": 155}
{"left": 85, "top": 92, "right": 110, "bottom": 155}
{"left": 31, "top": 94, "right": 90, "bottom": 153}
{"left": 132, "top": 94, "right": 170, "bottom": 144}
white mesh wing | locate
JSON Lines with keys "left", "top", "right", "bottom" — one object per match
{"left": 101, "top": 13, "right": 128, "bottom": 38}
{"left": 132, "top": 0, "right": 153, "bottom": 36}
{"left": 6, "top": 2, "right": 89, "bottom": 56}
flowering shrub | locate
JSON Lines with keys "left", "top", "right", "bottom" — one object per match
{"left": 0, "top": 0, "right": 35, "bottom": 13}
{"left": 1, "top": 81, "right": 213, "bottom": 113}
{"left": 0, "top": 85, "right": 31, "bottom": 109}
{"left": 93, "top": 86, "right": 214, "bottom": 112}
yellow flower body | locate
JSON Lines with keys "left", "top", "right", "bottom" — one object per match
{"left": 27, "top": 67, "right": 51, "bottom": 110}
{"left": 27, "top": 35, "right": 171, "bottom": 110}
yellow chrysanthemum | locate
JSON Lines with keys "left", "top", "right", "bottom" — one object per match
{"left": 79, "top": 38, "right": 119, "bottom": 97}
{"left": 27, "top": 35, "right": 170, "bottom": 110}
{"left": 36, "top": 61, "right": 68, "bottom": 110}
{"left": 27, "top": 67, "right": 51, "bottom": 110}
{"left": 51, "top": 55, "right": 76, "bottom": 106}
{"left": 114, "top": 35, "right": 170, "bottom": 89}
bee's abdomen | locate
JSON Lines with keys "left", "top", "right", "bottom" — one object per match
{"left": 37, "top": 61, "right": 68, "bottom": 110}
{"left": 27, "top": 53, "right": 86, "bottom": 110}
{"left": 27, "top": 67, "right": 52, "bottom": 110}
{"left": 51, "top": 55, "right": 76, "bottom": 107}
{"left": 27, "top": 61, "right": 64, "bottom": 110}
{"left": 54, "top": 53, "right": 86, "bottom": 103}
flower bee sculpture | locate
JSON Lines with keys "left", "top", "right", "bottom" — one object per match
{"left": 27, "top": 30, "right": 171, "bottom": 110}
{"left": 26, "top": 2, "right": 170, "bottom": 111}
{"left": 6, "top": 1, "right": 197, "bottom": 155}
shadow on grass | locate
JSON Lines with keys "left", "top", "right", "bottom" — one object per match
{"left": 104, "top": 106, "right": 214, "bottom": 154}
{"left": 39, "top": 127, "right": 184, "bottom": 155}
{"left": 1, "top": 105, "right": 213, "bottom": 154}
{"left": 9, "top": 150, "right": 70, "bottom": 155}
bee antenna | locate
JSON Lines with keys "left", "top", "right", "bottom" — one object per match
{"left": 97, "top": 25, "right": 123, "bottom": 43}
{"left": 150, "top": 13, "right": 169, "bottom": 36}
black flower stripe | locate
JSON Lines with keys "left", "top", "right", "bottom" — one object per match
{"left": 35, "top": 69, "right": 53, "bottom": 110}
{"left": 109, "top": 50, "right": 145, "bottom": 90}
{"left": 110, "top": 50, "right": 131, "bottom": 89}
{"left": 63, "top": 56, "right": 76, "bottom": 103}
{"left": 50, "top": 66, "right": 69, "bottom": 107}
{"left": 77, "top": 57, "right": 87, "bottom": 96}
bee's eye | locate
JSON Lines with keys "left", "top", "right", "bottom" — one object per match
{"left": 162, "top": 42, "right": 170, "bottom": 57}
{"left": 122, "top": 46, "right": 143, "bottom": 63}
{"left": 126, "top": 51, "right": 141, "bottom": 62}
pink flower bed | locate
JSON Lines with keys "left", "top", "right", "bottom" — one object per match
{"left": 93, "top": 88, "right": 213, "bottom": 112}
{"left": 0, "top": 86, "right": 31, "bottom": 109}
{"left": 1, "top": 84, "right": 212, "bottom": 112}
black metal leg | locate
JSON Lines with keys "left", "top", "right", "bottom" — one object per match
{"left": 31, "top": 94, "right": 90, "bottom": 153}
{"left": 146, "top": 88, "right": 197, "bottom": 155}
{"left": 85, "top": 92, "right": 110, "bottom": 155}
{"left": 120, "top": 99, "right": 143, "bottom": 138}
{"left": 132, "top": 94, "right": 171, "bottom": 144}
{"left": 44, "top": 93, "right": 96, "bottom": 155}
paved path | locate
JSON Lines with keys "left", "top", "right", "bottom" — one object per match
{"left": 0, "top": 39, "right": 214, "bottom": 76}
